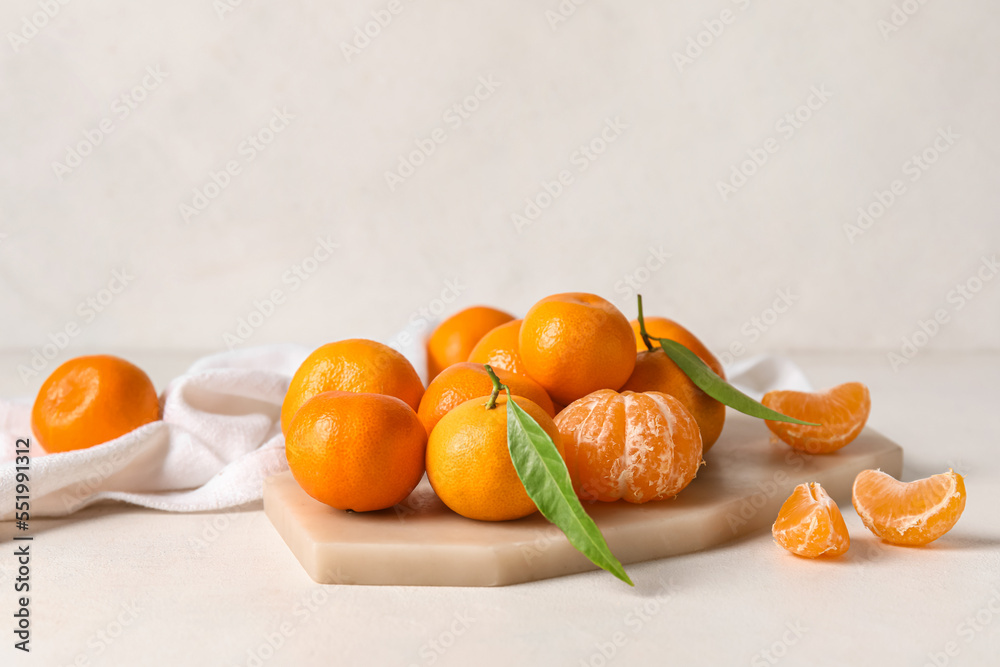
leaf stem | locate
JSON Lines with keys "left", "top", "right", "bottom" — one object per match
{"left": 636, "top": 294, "right": 655, "bottom": 352}
{"left": 483, "top": 364, "right": 506, "bottom": 410}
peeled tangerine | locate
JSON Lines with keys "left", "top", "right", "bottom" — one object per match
{"left": 772, "top": 483, "right": 850, "bottom": 558}
{"left": 554, "top": 389, "right": 703, "bottom": 504}
{"left": 852, "top": 469, "right": 966, "bottom": 546}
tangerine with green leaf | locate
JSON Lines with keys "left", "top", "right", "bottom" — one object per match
{"left": 417, "top": 361, "right": 554, "bottom": 434}
{"left": 623, "top": 312, "right": 727, "bottom": 451}
{"left": 426, "top": 391, "right": 562, "bottom": 522}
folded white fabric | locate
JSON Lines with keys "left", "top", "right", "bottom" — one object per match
{"left": 0, "top": 344, "right": 810, "bottom": 519}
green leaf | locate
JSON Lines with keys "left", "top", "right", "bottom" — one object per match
{"left": 505, "top": 392, "right": 633, "bottom": 586}
{"left": 655, "top": 338, "right": 819, "bottom": 426}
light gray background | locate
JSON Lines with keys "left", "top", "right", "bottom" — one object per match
{"left": 2, "top": 0, "right": 998, "bottom": 375}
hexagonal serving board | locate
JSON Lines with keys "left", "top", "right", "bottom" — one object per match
{"left": 263, "top": 413, "right": 903, "bottom": 586}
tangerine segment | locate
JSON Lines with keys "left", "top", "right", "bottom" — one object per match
{"left": 416, "top": 361, "right": 554, "bottom": 434}
{"left": 772, "top": 483, "right": 850, "bottom": 558}
{"left": 762, "top": 382, "right": 871, "bottom": 454}
{"left": 467, "top": 319, "right": 526, "bottom": 376}
{"left": 554, "top": 389, "right": 703, "bottom": 504}
{"left": 426, "top": 394, "right": 562, "bottom": 521}
{"left": 280, "top": 339, "right": 424, "bottom": 434}
{"left": 852, "top": 469, "right": 966, "bottom": 546}
{"left": 285, "top": 391, "right": 427, "bottom": 512}
{"left": 520, "top": 293, "right": 636, "bottom": 405}
{"left": 426, "top": 306, "right": 514, "bottom": 380}
{"left": 32, "top": 355, "right": 160, "bottom": 453}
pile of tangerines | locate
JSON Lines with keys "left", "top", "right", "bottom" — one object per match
{"left": 29, "top": 292, "right": 966, "bottom": 560}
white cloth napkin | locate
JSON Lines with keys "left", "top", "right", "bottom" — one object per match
{"left": 0, "top": 344, "right": 810, "bottom": 519}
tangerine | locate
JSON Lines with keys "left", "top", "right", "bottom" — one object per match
{"left": 426, "top": 306, "right": 514, "bottom": 380}
{"left": 285, "top": 391, "right": 427, "bottom": 512}
{"left": 32, "top": 355, "right": 160, "bottom": 453}
{"left": 520, "top": 293, "right": 635, "bottom": 405}
{"left": 467, "top": 319, "right": 526, "bottom": 376}
{"left": 281, "top": 339, "right": 423, "bottom": 434}
{"left": 426, "top": 394, "right": 560, "bottom": 521}
{"left": 416, "top": 362, "right": 554, "bottom": 434}
{"left": 623, "top": 317, "right": 726, "bottom": 451}
{"left": 554, "top": 389, "right": 703, "bottom": 504}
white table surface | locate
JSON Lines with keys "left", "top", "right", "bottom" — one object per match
{"left": 2, "top": 350, "right": 998, "bottom": 667}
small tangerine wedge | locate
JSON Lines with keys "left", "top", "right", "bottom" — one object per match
{"left": 467, "top": 319, "right": 526, "bottom": 376}
{"left": 285, "top": 391, "right": 427, "bottom": 512}
{"left": 520, "top": 293, "right": 636, "bottom": 405}
{"left": 416, "top": 362, "right": 554, "bottom": 434}
{"left": 426, "top": 306, "right": 514, "bottom": 380}
{"left": 852, "top": 469, "right": 966, "bottom": 546}
{"left": 426, "top": 394, "right": 561, "bottom": 521}
{"left": 761, "top": 382, "right": 871, "bottom": 454}
{"left": 772, "top": 482, "right": 850, "bottom": 558}
{"left": 281, "top": 339, "right": 424, "bottom": 434}
{"left": 32, "top": 355, "right": 160, "bottom": 453}
{"left": 554, "top": 389, "right": 703, "bottom": 504}
{"left": 623, "top": 317, "right": 726, "bottom": 451}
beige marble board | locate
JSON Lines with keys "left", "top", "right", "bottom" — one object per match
{"left": 264, "top": 413, "right": 903, "bottom": 587}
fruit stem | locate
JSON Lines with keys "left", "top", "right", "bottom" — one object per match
{"left": 483, "top": 364, "right": 508, "bottom": 410}
{"left": 636, "top": 294, "right": 655, "bottom": 352}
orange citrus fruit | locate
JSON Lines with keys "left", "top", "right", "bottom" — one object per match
{"left": 554, "top": 389, "right": 703, "bottom": 504}
{"left": 467, "top": 319, "right": 527, "bottom": 376}
{"left": 416, "top": 362, "right": 554, "bottom": 434}
{"left": 623, "top": 318, "right": 726, "bottom": 451}
{"left": 426, "top": 306, "right": 514, "bottom": 381}
{"left": 32, "top": 355, "right": 160, "bottom": 453}
{"left": 285, "top": 391, "right": 427, "bottom": 512}
{"left": 761, "top": 382, "right": 871, "bottom": 454}
{"left": 281, "top": 339, "right": 424, "bottom": 434}
{"left": 852, "top": 469, "right": 966, "bottom": 546}
{"left": 520, "top": 293, "right": 636, "bottom": 405}
{"left": 772, "top": 482, "right": 850, "bottom": 558}
{"left": 426, "top": 394, "right": 560, "bottom": 521}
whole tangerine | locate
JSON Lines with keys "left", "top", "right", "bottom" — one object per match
{"left": 281, "top": 339, "right": 424, "bottom": 434}
{"left": 426, "top": 394, "right": 561, "bottom": 521}
{"left": 417, "top": 362, "right": 554, "bottom": 434}
{"left": 519, "top": 293, "right": 636, "bottom": 405}
{"left": 285, "top": 391, "right": 427, "bottom": 512}
{"left": 32, "top": 355, "right": 160, "bottom": 453}
{"left": 426, "top": 306, "right": 514, "bottom": 381}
